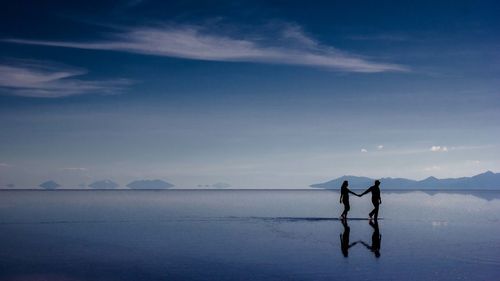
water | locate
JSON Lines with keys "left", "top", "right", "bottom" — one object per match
{"left": 1, "top": 190, "right": 499, "bottom": 281}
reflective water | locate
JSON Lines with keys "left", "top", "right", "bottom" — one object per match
{"left": 0, "top": 190, "right": 499, "bottom": 281}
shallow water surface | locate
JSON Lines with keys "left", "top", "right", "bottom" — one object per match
{"left": 0, "top": 190, "right": 499, "bottom": 280}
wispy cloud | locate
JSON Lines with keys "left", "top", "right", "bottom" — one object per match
{"left": 464, "top": 160, "right": 482, "bottom": 166}
{"left": 0, "top": 163, "right": 12, "bottom": 167}
{"left": 424, "top": 165, "right": 441, "bottom": 171}
{"left": 0, "top": 59, "right": 132, "bottom": 98}
{"left": 4, "top": 24, "right": 409, "bottom": 73}
{"left": 61, "top": 167, "right": 88, "bottom": 171}
{"left": 430, "top": 146, "right": 448, "bottom": 152}
{"left": 449, "top": 145, "right": 495, "bottom": 151}
{"left": 361, "top": 148, "right": 368, "bottom": 153}
{"left": 377, "top": 145, "right": 384, "bottom": 150}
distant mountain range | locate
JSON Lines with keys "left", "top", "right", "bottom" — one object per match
{"left": 33, "top": 179, "right": 174, "bottom": 189}
{"left": 310, "top": 171, "right": 500, "bottom": 189}
{"left": 126, "top": 180, "right": 174, "bottom": 189}
{"left": 39, "top": 180, "right": 61, "bottom": 189}
{"left": 89, "top": 180, "right": 120, "bottom": 189}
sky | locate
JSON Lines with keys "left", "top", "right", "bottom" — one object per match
{"left": 0, "top": 0, "right": 499, "bottom": 188}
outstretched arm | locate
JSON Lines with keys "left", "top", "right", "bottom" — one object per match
{"left": 348, "top": 189, "right": 358, "bottom": 196}
{"left": 359, "top": 186, "right": 372, "bottom": 197}
{"left": 359, "top": 241, "right": 371, "bottom": 250}
{"left": 348, "top": 242, "right": 358, "bottom": 248}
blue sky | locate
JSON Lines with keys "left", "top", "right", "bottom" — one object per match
{"left": 0, "top": 0, "right": 499, "bottom": 188}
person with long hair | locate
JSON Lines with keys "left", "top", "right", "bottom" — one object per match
{"left": 340, "top": 218, "right": 358, "bottom": 257}
{"left": 339, "top": 180, "right": 358, "bottom": 219}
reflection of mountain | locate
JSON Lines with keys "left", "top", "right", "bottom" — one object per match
{"left": 88, "top": 180, "right": 119, "bottom": 189}
{"left": 311, "top": 171, "right": 500, "bottom": 189}
{"left": 197, "top": 183, "right": 231, "bottom": 188}
{"left": 39, "top": 180, "right": 61, "bottom": 189}
{"left": 211, "top": 183, "right": 232, "bottom": 189}
{"left": 126, "top": 180, "right": 174, "bottom": 189}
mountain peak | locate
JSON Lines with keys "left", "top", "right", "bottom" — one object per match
{"left": 127, "top": 179, "right": 174, "bottom": 189}
{"left": 39, "top": 180, "right": 61, "bottom": 189}
{"left": 473, "top": 170, "right": 496, "bottom": 178}
{"left": 88, "top": 180, "right": 119, "bottom": 189}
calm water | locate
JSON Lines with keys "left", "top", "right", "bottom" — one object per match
{"left": 1, "top": 190, "right": 499, "bottom": 281}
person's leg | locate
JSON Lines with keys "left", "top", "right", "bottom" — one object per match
{"left": 373, "top": 203, "right": 379, "bottom": 220}
{"left": 341, "top": 202, "right": 350, "bottom": 218}
{"left": 369, "top": 201, "right": 377, "bottom": 218}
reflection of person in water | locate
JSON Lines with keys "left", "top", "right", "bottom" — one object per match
{"left": 340, "top": 218, "right": 358, "bottom": 257}
{"left": 359, "top": 180, "right": 382, "bottom": 220}
{"left": 339, "top": 180, "right": 358, "bottom": 219}
{"left": 360, "top": 220, "right": 382, "bottom": 258}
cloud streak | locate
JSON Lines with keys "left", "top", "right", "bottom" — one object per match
{"left": 61, "top": 167, "right": 88, "bottom": 171}
{"left": 4, "top": 24, "right": 409, "bottom": 73}
{"left": 0, "top": 60, "right": 132, "bottom": 98}
{"left": 430, "top": 146, "right": 448, "bottom": 152}
{"left": 424, "top": 165, "right": 441, "bottom": 171}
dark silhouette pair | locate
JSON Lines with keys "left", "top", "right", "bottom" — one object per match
{"left": 340, "top": 219, "right": 381, "bottom": 258}
{"left": 339, "top": 180, "right": 382, "bottom": 220}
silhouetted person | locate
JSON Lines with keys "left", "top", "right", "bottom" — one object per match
{"left": 340, "top": 218, "right": 357, "bottom": 257}
{"left": 360, "top": 220, "right": 381, "bottom": 258}
{"left": 359, "top": 180, "right": 382, "bottom": 220}
{"left": 339, "top": 180, "right": 358, "bottom": 219}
